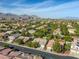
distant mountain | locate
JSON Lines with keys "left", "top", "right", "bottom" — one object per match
{"left": 0, "top": 12, "right": 40, "bottom": 20}
{"left": 0, "top": 12, "right": 78, "bottom": 20}
{"left": 61, "top": 16, "right": 79, "bottom": 20}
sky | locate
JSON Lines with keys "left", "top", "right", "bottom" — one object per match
{"left": 0, "top": 0, "right": 79, "bottom": 18}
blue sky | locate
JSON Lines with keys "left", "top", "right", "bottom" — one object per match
{"left": 0, "top": 0, "right": 79, "bottom": 18}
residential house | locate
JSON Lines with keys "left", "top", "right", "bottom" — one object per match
{"left": 8, "top": 51, "right": 22, "bottom": 57}
{"left": 68, "top": 28, "right": 76, "bottom": 34}
{"left": 59, "top": 40, "right": 65, "bottom": 46}
{"left": 46, "top": 40, "right": 54, "bottom": 51}
{"left": 13, "top": 57, "right": 22, "bottom": 59}
{"left": 33, "top": 38, "right": 47, "bottom": 49}
{"left": 0, "top": 48, "right": 12, "bottom": 55}
{"left": 71, "top": 37, "right": 79, "bottom": 54}
{"left": 0, "top": 54, "right": 10, "bottom": 59}
{"left": 67, "top": 24, "right": 72, "bottom": 28}
{"left": 5, "top": 31, "right": 13, "bottom": 34}
{"left": 33, "top": 55, "right": 43, "bottom": 59}
{"left": 0, "top": 32, "right": 5, "bottom": 37}
{"left": 23, "top": 37, "right": 30, "bottom": 43}
{"left": 20, "top": 53, "right": 30, "bottom": 59}
{"left": 18, "top": 36, "right": 24, "bottom": 39}
{"left": 8, "top": 33, "right": 20, "bottom": 43}
{"left": 28, "top": 29, "right": 36, "bottom": 34}
{"left": 31, "top": 25, "right": 36, "bottom": 28}
{"left": 53, "top": 28, "right": 61, "bottom": 35}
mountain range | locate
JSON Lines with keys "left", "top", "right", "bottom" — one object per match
{"left": 0, "top": 12, "right": 40, "bottom": 20}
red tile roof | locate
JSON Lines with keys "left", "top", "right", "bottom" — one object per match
{"left": 13, "top": 57, "right": 22, "bottom": 59}
{"left": 0, "top": 54, "right": 9, "bottom": 59}
{"left": 46, "top": 40, "right": 54, "bottom": 47}
{"left": 0, "top": 48, "right": 12, "bottom": 55}
{"left": 8, "top": 51, "right": 21, "bottom": 57}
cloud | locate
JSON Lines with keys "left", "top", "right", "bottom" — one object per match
{"left": 0, "top": 0, "right": 79, "bottom": 18}
{"left": 9, "top": 1, "right": 79, "bottom": 13}
{"left": 9, "top": 0, "right": 53, "bottom": 9}
{"left": 0, "top": 0, "right": 53, "bottom": 13}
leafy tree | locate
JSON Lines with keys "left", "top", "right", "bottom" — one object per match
{"left": 3, "top": 43, "right": 9, "bottom": 48}
{"left": 64, "top": 43, "right": 71, "bottom": 51}
{"left": 54, "top": 34, "right": 61, "bottom": 39}
{"left": 26, "top": 41, "right": 40, "bottom": 48}
{"left": 60, "top": 24, "right": 69, "bottom": 35}
{"left": 53, "top": 41, "right": 61, "bottom": 53}
{"left": 64, "top": 35, "right": 72, "bottom": 42}
{"left": 48, "top": 23, "right": 58, "bottom": 31}
{"left": 11, "top": 30, "right": 21, "bottom": 34}
{"left": 75, "top": 24, "right": 79, "bottom": 36}
{"left": 15, "top": 39, "right": 24, "bottom": 45}
{"left": 46, "top": 34, "right": 53, "bottom": 40}
{"left": 34, "top": 29, "right": 48, "bottom": 38}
